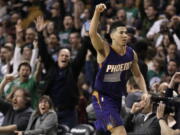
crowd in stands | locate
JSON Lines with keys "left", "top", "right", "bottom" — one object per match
{"left": 0, "top": 0, "right": 179, "bottom": 135}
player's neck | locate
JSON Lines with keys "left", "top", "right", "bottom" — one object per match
{"left": 111, "top": 43, "right": 126, "bottom": 56}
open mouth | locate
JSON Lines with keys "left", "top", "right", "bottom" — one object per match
{"left": 61, "top": 60, "right": 67, "bottom": 63}
{"left": 13, "top": 100, "right": 17, "bottom": 105}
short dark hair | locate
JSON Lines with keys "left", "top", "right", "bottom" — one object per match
{"left": 109, "top": 21, "right": 126, "bottom": 34}
{"left": 18, "top": 62, "right": 32, "bottom": 72}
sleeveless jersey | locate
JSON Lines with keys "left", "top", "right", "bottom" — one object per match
{"left": 94, "top": 46, "right": 134, "bottom": 99}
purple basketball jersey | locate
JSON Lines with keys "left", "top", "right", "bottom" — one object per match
{"left": 94, "top": 46, "right": 134, "bottom": 98}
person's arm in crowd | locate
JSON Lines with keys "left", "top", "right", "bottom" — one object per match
{"left": 15, "top": 112, "right": 58, "bottom": 135}
{"left": 12, "top": 20, "right": 24, "bottom": 76}
{"left": 34, "top": 16, "right": 55, "bottom": 71}
{"left": 71, "top": 36, "right": 93, "bottom": 80}
{"left": 30, "top": 40, "right": 39, "bottom": 74}
{"left": 0, "top": 74, "right": 14, "bottom": 96}
{"left": 0, "top": 108, "right": 32, "bottom": 134}
{"left": 89, "top": 3, "right": 110, "bottom": 63}
{"left": 0, "top": 125, "right": 17, "bottom": 133}
{"left": 146, "top": 20, "right": 164, "bottom": 40}
{"left": 33, "top": 58, "right": 42, "bottom": 82}
{"left": 173, "top": 34, "right": 180, "bottom": 51}
{"left": 157, "top": 102, "right": 180, "bottom": 135}
{"left": 73, "top": 0, "right": 82, "bottom": 30}
{"left": 165, "top": 72, "right": 180, "bottom": 97}
{"left": 131, "top": 51, "right": 148, "bottom": 94}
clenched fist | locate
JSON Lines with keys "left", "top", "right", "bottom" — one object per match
{"left": 95, "top": 3, "right": 106, "bottom": 13}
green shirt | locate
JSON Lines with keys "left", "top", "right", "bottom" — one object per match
{"left": 4, "top": 77, "right": 39, "bottom": 108}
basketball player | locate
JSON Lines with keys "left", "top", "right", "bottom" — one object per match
{"left": 89, "top": 3, "right": 148, "bottom": 135}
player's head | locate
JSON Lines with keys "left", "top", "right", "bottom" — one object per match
{"left": 109, "top": 21, "right": 128, "bottom": 46}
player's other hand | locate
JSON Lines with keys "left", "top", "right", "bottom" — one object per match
{"left": 95, "top": 3, "right": 106, "bottom": 13}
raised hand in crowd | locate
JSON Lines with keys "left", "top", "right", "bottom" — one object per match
{"left": 15, "top": 20, "right": 24, "bottom": 46}
{"left": 34, "top": 16, "right": 47, "bottom": 32}
{"left": 0, "top": 74, "right": 15, "bottom": 95}
{"left": 130, "top": 94, "right": 150, "bottom": 114}
{"left": 169, "top": 72, "right": 180, "bottom": 89}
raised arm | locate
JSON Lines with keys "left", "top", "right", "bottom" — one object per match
{"left": 131, "top": 51, "right": 148, "bottom": 93}
{"left": 89, "top": 3, "right": 109, "bottom": 63}
{"left": 73, "top": 0, "right": 82, "bottom": 30}
{"left": 12, "top": 20, "right": 24, "bottom": 76}
{"left": 34, "top": 16, "right": 55, "bottom": 71}
{"left": 30, "top": 40, "right": 39, "bottom": 74}
{"left": 0, "top": 74, "right": 15, "bottom": 96}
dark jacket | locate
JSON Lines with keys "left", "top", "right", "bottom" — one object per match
{"left": 0, "top": 98, "right": 32, "bottom": 135}
{"left": 124, "top": 112, "right": 160, "bottom": 135}
{"left": 38, "top": 32, "right": 93, "bottom": 109}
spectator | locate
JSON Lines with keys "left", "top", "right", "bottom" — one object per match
{"left": 46, "top": 33, "right": 60, "bottom": 62}
{"left": 35, "top": 16, "right": 93, "bottom": 128}
{"left": 124, "top": 94, "right": 161, "bottom": 135}
{"left": 124, "top": 0, "right": 139, "bottom": 26}
{"left": 0, "top": 46, "right": 14, "bottom": 78}
{"left": 116, "top": 8, "right": 127, "bottom": 24}
{"left": 0, "top": 87, "right": 32, "bottom": 135}
{"left": 147, "top": 56, "right": 164, "bottom": 87}
{"left": 165, "top": 43, "right": 180, "bottom": 67}
{"left": 163, "top": 59, "right": 178, "bottom": 82}
{"left": 69, "top": 32, "right": 82, "bottom": 60}
{"left": 0, "top": 62, "right": 40, "bottom": 108}
{"left": 137, "top": 5, "right": 158, "bottom": 38}
{"left": 125, "top": 77, "right": 143, "bottom": 111}
{"left": 15, "top": 95, "right": 58, "bottom": 135}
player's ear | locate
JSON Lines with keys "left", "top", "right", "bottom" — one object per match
{"left": 110, "top": 32, "right": 114, "bottom": 40}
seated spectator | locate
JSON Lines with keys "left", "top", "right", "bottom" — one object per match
{"left": 0, "top": 87, "right": 32, "bottom": 135}
{"left": 15, "top": 95, "right": 58, "bottom": 135}
{"left": 124, "top": 94, "right": 161, "bottom": 135}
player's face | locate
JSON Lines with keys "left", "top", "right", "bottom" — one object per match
{"left": 111, "top": 27, "right": 128, "bottom": 46}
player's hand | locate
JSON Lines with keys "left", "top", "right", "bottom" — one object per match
{"left": 95, "top": 3, "right": 106, "bottom": 13}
